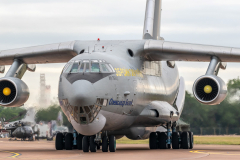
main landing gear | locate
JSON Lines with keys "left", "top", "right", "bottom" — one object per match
{"left": 82, "top": 134, "right": 116, "bottom": 153}
{"left": 149, "top": 122, "right": 194, "bottom": 150}
{"left": 55, "top": 131, "right": 116, "bottom": 153}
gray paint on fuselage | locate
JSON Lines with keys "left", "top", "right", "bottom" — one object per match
{"left": 58, "top": 40, "right": 181, "bottom": 137}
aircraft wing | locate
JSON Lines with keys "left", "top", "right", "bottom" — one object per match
{"left": 144, "top": 40, "right": 240, "bottom": 62}
{"left": 0, "top": 41, "right": 77, "bottom": 65}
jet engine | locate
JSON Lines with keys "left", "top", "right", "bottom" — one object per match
{"left": 193, "top": 75, "right": 227, "bottom": 105}
{"left": 0, "top": 77, "right": 29, "bottom": 107}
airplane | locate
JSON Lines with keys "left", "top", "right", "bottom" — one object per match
{"left": 0, "top": 109, "right": 36, "bottom": 141}
{"left": 0, "top": 0, "right": 238, "bottom": 152}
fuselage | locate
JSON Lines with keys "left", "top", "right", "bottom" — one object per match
{"left": 58, "top": 40, "right": 180, "bottom": 137}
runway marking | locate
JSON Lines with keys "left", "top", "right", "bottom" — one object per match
{"left": 0, "top": 150, "right": 21, "bottom": 158}
{"left": 190, "top": 150, "right": 240, "bottom": 156}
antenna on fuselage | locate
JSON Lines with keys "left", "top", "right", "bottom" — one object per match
{"left": 143, "top": 0, "right": 163, "bottom": 40}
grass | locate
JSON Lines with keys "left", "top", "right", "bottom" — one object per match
{"left": 194, "top": 136, "right": 240, "bottom": 145}
{"left": 116, "top": 136, "right": 240, "bottom": 145}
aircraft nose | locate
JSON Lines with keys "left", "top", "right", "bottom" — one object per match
{"left": 68, "top": 80, "right": 96, "bottom": 106}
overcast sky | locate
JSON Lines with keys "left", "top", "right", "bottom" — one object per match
{"left": 0, "top": 0, "right": 240, "bottom": 107}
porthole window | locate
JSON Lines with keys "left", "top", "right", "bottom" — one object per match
{"left": 128, "top": 49, "right": 134, "bottom": 57}
{"left": 79, "top": 49, "right": 85, "bottom": 54}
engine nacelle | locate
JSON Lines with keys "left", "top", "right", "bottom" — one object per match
{"left": 0, "top": 77, "right": 29, "bottom": 107}
{"left": 193, "top": 75, "right": 227, "bottom": 105}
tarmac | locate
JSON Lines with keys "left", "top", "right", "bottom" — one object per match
{"left": 0, "top": 138, "right": 240, "bottom": 160}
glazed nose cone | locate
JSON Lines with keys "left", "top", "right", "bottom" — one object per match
{"left": 68, "top": 80, "right": 96, "bottom": 106}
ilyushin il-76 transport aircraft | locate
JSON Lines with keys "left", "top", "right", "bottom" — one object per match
{"left": 0, "top": 0, "right": 237, "bottom": 152}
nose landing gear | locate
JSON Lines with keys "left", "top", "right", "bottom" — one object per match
{"left": 149, "top": 122, "right": 194, "bottom": 150}
{"left": 55, "top": 131, "right": 116, "bottom": 152}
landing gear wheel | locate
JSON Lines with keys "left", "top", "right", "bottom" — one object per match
{"left": 55, "top": 133, "right": 64, "bottom": 150}
{"left": 109, "top": 135, "right": 116, "bottom": 152}
{"left": 102, "top": 136, "right": 108, "bottom": 152}
{"left": 188, "top": 132, "right": 194, "bottom": 149}
{"left": 172, "top": 132, "right": 180, "bottom": 149}
{"left": 159, "top": 132, "right": 167, "bottom": 149}
{"left": 181, "top": 131, "right": 190, "bottom": 149}
{"left": 90, "top": 136, "right": 97, "bottom": 152}
{"left": 77, "top": 134, "right": 83, "bottom": 150}
{"left": 149, "top": 132, "right": 157, "bottom": 149}
{"left": 65, "top": 133, "right": 73, "bottom": 150}
{"left": 82, "top": 136, "right": 89, "bottom": 152}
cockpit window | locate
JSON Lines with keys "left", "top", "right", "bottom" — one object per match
{"left": 65, "top": 60, "right": 115, "bottom": 73}
{"left": 100, "top": 64, "right": 111, "bottom": 72}
{"left": 64, "top": 63, "right": 73, "bottom": 73}
{"left": 79, "top": 63, "right": 85, "bottom": 72}
{"left": 85, "top": 63, "right": 90, "bottom": 72}
{"left": 70, "top": 62, "right": 79, "bottom": 73}
{"left": 91, "top": 61, "right": 100, "bottom": 72}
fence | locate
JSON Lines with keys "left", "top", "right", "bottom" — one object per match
{"left": 191, "top": 127, "right": 240, "bottom": 135}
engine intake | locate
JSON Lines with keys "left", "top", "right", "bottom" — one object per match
{"left": 193, "top": 75, "right": 227, "bottom": 105}
{"left": 0, "top": 77, "right": 29, "bottom": 107}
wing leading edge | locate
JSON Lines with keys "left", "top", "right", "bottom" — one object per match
{"left": 0, "top": 41, "right": 77, "bottom": 65}
{"left": 144, "top": 40, "right": 240, "bottom": 62}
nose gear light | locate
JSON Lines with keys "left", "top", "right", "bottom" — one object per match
{"left": 3, "top": 87, "right": 11, "bottom": 96}
{"left": 204, "top": 85, "right": 212, "bottom": 94}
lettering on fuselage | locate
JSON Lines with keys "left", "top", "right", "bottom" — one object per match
{"left": 109, "top": 98, "right": 133, "bottom": 107}
{"left": 114, "top": 68, "right": 143, "bottom": 78}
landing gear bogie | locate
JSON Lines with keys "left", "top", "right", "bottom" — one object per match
{"left": 149, "top": 122, "right": 193, "bottom": 150}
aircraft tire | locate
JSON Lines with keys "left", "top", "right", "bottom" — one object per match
{"left": 181, "top": 132, "right": 190, "bottom": 149}
{"left": 188, "top": 132, "right": 194, "bottom": 149}
{"left": 82, "top": 136, "right": 89, "bottom": 152}
{"left": 65, "top": 133, "right": 73, "bottom": 150}
{"left": 90, "top": 136, "right": 97, "bottom": 152}
{"left": 55, "top": 133, "right": 64, "bottom": 150}
{"left": 102, "top": 136, "right": 108, "bottom": 152}
{"left": 172, "top": 132, "right": 180, "bottom": 149}
{"left": 109, "top": 135, "right": 116, "bottom": 152}
{"left": 149, "top": 132, "right": 157, "bottom": 149}
{"left": 159, "top": 132, "right": 167, "bottom": 149}
{"left": 77, "top": 134, "right": 83, "bottom": 150}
